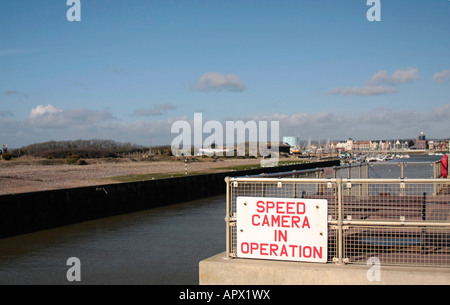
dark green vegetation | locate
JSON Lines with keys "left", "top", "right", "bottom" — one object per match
{"left": 10, "top": 139, "right": 150, "bottom": 159}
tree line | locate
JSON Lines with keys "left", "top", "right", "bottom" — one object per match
{"left": 11, "top": 139, "right": 148, "bottom": 159}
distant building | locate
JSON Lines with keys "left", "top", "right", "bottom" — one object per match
{"left": 334, "top": 138, "right": 354, "bottom": 151}
{"left": 282, "top": 136, "right": 299, "bottom": 148}
{"left": 416, "top": 132, "right": 428, "bottom": 150}
{"left": 353, "top": 140, "right": 371, "bottom": 151}
{"left": 378, "top": 140, "right": 391, "bottom": 150}
{"left": 197, "top": 147, "right": 234, "bottom": 156}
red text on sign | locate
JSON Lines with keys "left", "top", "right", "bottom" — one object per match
{"left": 256, "top": 200, "right": 306, "bottom": 214}
{"left": 252, "top": 214, "right": 310, "bottom": 229}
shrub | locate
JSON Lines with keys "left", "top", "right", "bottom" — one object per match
{"left": 1, "top": 153, "right": 12, "bottom": 160}
{"left": 66, "top": 154, "right": 80, "bottom": 164}
{"left": 77, "top": 159, "right": 88, "bottom": 165}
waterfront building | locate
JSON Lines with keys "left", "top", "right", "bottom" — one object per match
{"left": 282, "top": 136, "right": 299, "bottom": 148}
{"left": 334, "top": 138, "right": 354, "bottom": 151}
{"left": 352, "top": 140, "right": 371, "bottom": 151}
{"left": 416, "top": 132, "right": 428, "bottom": 150}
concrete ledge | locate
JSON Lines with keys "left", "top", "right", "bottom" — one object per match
{"left": 199, "top": 252, "right": 450, "bottom": 285}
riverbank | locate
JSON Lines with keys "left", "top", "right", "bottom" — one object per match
{"left": 0, "top": 159, "right": 339, "bottom": 239}
{"left": 0, "top": 155, "right": 326, "bottom": 195}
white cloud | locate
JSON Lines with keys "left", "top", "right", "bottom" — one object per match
{"left": 28, "top": 104, "right": 62, "bottom": 119}
{"left": 8, "top": 104, "right": 178, "bottom": 147}
{"left": 430, "top": 103, "right": 450, "bottom": 121}
{"left": 366, "top": 68, "right": 419, "bottom": 86}
{"left": 328, "top": 68, "right": 419, "bottom": 97}
{"left": 245, "top": 103, "right": 450, "bottom": 140}
{"left": 26, "top": 104, "right": 112, "bottom": 129}
{"left": 3, "top": 101, "right": 450, "bottom": 149}
{"left": 0, "top": 111, "right": 13, "bottom": 118}
{"left": 433, "top": 70, "right": 450, "bottom": 84}
{"left": 326, "top": 85, "right": 399, "bottom": 96}
{"left": 192, "top": 72, "right": 246, "bottom": 92}
{"left": 132, "top": 103, "right": 177, "bottom": 116}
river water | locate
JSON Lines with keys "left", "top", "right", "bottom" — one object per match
{"left": 0, "top": 154, "right": 446, "bottom": 285}
{"left": 368, "top": 154, "right": 443, "bottom": 178}
{"left": 0, "top": 195, "right": 226, "bottom": 285}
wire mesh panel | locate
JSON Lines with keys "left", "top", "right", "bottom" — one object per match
{"left": 343, "top": 181, "right": 429, "bottom": 221}
{"left": 226, "top": 172, "right": 450, "bottom": 267}
{"left": 369, "top": 162, "right": 438, "bottom": 179}
{"left": 339, "top": 179, "right": 450, "bottom": 267}
{"left": 342, "top": 180, "right": 450, "bottom": 222}
{"left": 343, "top": 225, "right": 450, "bottom": 267}
{"left": 227, "top": 177, "right": 337, "bottom": 259}
{"left": 335, "top": 163, "right": 369, "bottom": 179}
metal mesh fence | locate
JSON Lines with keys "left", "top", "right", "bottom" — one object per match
{"left": 226, "top": 169, "right": 450, "bottom": 267}
{"left": 343, "top": 225, "right": 450, "bottom": 266}
{"left": 369, "top": 162, "right": 438, "bottom": 179}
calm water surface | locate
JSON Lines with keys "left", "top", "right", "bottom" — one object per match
{"left": 369, "top": 154, "right": 443, "bottom": 178}
{"left": 0, "top": 195, "right": 226, "bottom": 285}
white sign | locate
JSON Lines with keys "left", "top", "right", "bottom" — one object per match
{"left": 236, "top": 196, "right": 328, "bottom": 263}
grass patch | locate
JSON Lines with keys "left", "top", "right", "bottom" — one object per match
{"left": 110, "top": 171, "right": 205, "bottom": 182}
{"left": 277, "top": 160, "right": 308, "bottom": 165}
{"left": 110, "top": 160, "right": 311, "bottom": 182}
{"left": 215, "top": 164, "right": 262, "bottom": 171}
{"left": 216, "top": 160, "right": 308, "bottom": 171}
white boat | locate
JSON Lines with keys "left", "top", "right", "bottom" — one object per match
{"left": 376, "top": 155, "right": 387, "bottom": 162}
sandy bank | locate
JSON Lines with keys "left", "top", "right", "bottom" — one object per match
{"left": 0, "top": 156, "right": 306, "bottom": 195}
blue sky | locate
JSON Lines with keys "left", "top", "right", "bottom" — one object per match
{"left": 1, "top": 0, "right": 449, "bottom": 148}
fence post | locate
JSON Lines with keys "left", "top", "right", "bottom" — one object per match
{"left": 336, "top": 177, "right": 344, "bottom": 264}
{"left": 225, "top": 176, "right": 232, "bottom": 258}
{"left": 433, "top": 162, "right": 437, "bottom": 194}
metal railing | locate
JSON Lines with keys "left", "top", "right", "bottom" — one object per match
{"left": 225, "top": 173, "right": 450, "bottom": 267}
{"left": 254, "top": 160, "right": 444, "bottom": 180}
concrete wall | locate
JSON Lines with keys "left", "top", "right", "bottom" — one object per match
{"left": 199, "top": 252, "right": 450, "bottom": 285}
{"left": 0, "top": 160, "right": 339, "bottom": 238}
